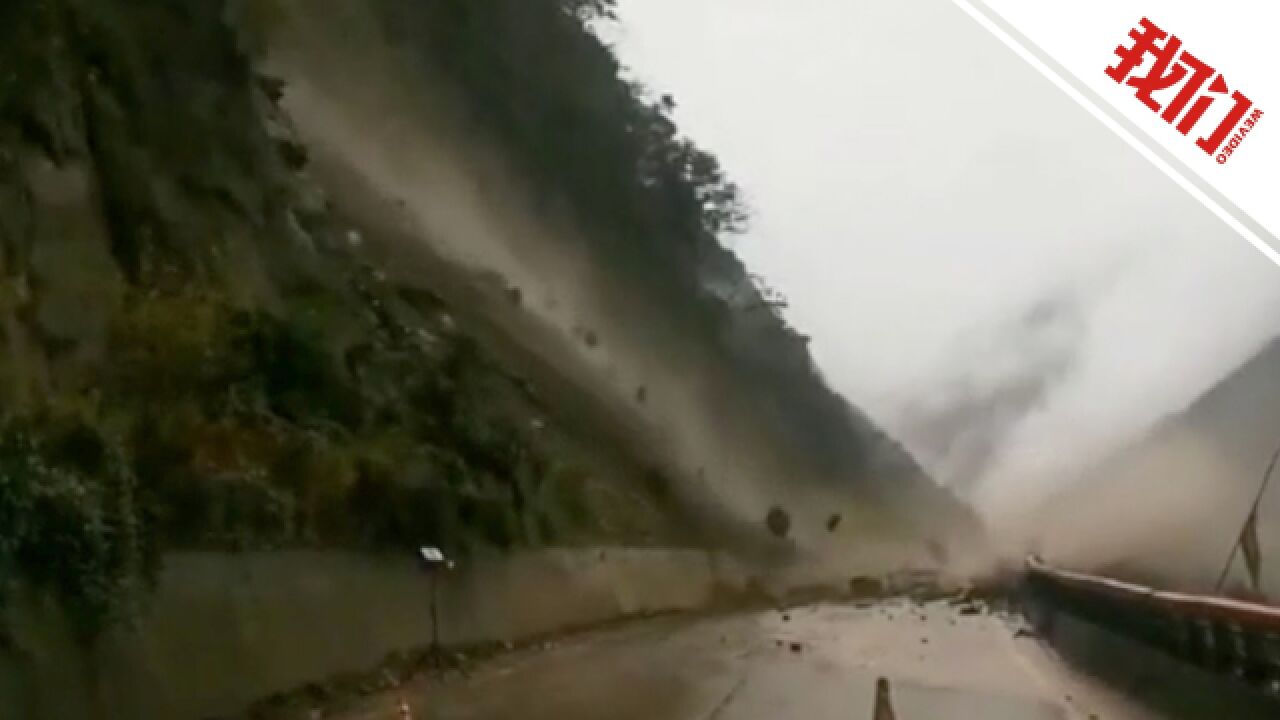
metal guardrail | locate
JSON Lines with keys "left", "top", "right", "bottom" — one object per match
{"left": 1024, "top": 556, "right": 1280, "bottom": 693}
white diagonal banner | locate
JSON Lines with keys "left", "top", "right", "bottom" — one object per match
{"left": 953, "top": 1, "right": 1280, "bottom": 265}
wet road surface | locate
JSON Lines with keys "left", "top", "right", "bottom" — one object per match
{"left": 337, "top": 599, "right": 1184, "bottom": 720}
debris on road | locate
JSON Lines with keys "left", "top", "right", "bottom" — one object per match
{"left": 948, "top": 592, "right": 989, "bottom": 616}
{"left": 850, "top": 575, "right": 884, "bottom": 598}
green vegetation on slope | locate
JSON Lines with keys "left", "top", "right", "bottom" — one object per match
{"left": 0, "top": 0, "right": 975, "bottom": 639}
{"left": 367, "top": 0, "right": 972, "bottom": 530}
{"left": 0, "top": 0, "right": 681, "bottom": 638}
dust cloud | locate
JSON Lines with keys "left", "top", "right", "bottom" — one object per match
{"left": 254, "top": 0, "right": 936, "bottom": 560}
{"left": 610, "top": 0, "right": 1280, "bottom": 584}
{"left": 253, "top": 0, "right": 1280, "bottom": 584}
{"left": 987, "top": 339, "right": 1280, "bottom": 592}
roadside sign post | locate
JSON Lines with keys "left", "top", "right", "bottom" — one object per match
{"left": 418, "top": 547, "right": 456, "bottom": 666}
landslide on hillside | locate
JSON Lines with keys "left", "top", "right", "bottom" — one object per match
{"left": 257, "top": 0, "right": 978, "bottom": 547}
{"left": 0, "top": 0, "right": 978, "bottom": 637}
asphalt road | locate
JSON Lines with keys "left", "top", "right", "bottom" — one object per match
{"left": 334, "top": 599, "right": 1207, "bottom": 720}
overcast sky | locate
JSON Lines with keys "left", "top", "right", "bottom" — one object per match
{"left": 609, "top": 0, "right": 1280, "bottom": 520}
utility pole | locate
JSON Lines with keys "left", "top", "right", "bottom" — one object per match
{"left": 1214, "top": 443, "right": 1280, "bottom": 594}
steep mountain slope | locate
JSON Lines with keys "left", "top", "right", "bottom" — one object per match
{"left": 0, "top": 0, "right": 978, "bottom": 637}
{"left": 258, "top": 0, "right": 979, "bottom": 549}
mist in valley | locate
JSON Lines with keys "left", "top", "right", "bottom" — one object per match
{"left": 612, "top": 0, "right": 1280, "bottom": 578}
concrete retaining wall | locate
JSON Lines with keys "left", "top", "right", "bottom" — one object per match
{"left": 0, "top": 548, "right": 768, "bottom": 720}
